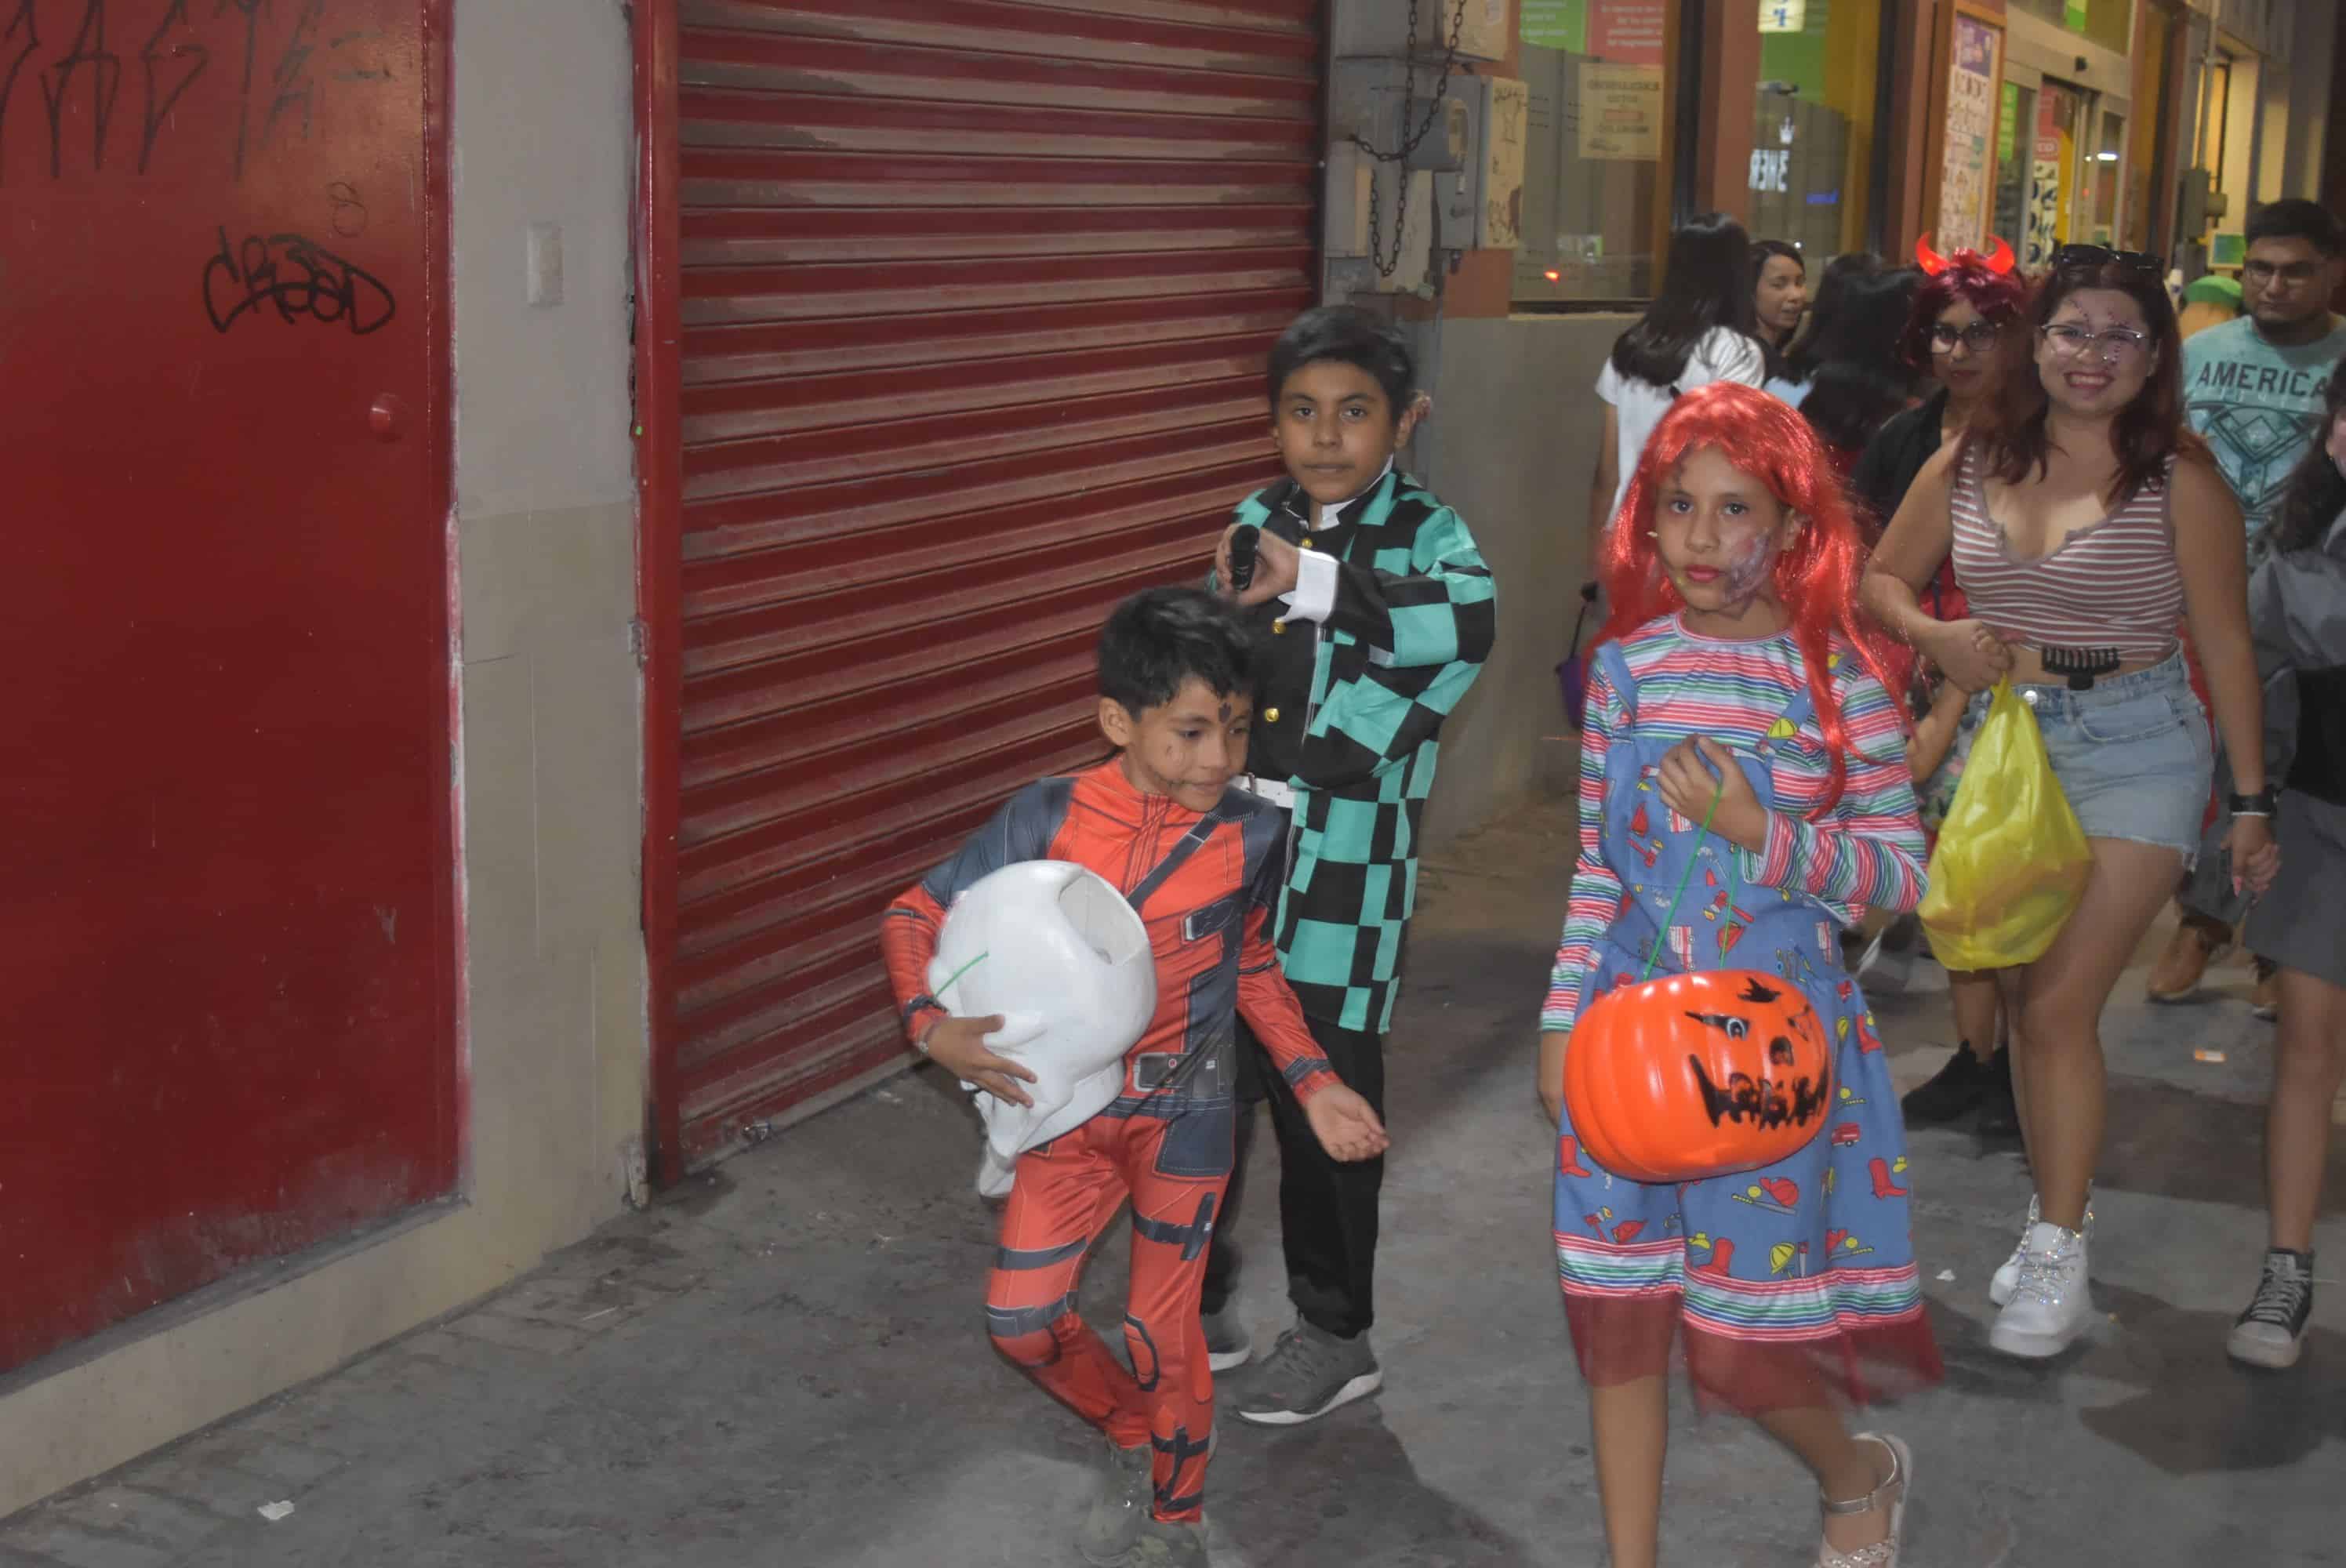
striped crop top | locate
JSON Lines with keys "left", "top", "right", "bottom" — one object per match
{"left": 1949, "top": 442, "right": 2185, "bottom": 663}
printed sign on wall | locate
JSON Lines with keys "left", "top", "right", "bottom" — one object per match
{"left": 1578, "top": 63, "right": 1664, "bottom": 161}
{"left": 1937, "top": 15, "right": 2003, "bottom": 253}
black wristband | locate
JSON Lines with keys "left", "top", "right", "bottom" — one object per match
{"left": 2226, "top": 787, "right": 2278, "bottom": 818}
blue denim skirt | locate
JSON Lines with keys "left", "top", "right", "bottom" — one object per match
{"left": 1946, "top": 651, "right": 2213, "bottom": 856}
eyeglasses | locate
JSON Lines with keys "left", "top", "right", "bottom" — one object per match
{"left": 1930, "top": 321, "right": 2002, "bottom": 354}
{"left": 2051, "top": 243, "right": 2165, "bottom": 275}
{"left": 2040, "top": 323, "right": 2152, "bottom": 361}
{"left": 2244, "top": 259, "right": 2325, "bottom": 286}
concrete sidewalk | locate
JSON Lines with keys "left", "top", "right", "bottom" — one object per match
{"left": 5, "top": 804, "right": 2341, "bottom": 1567}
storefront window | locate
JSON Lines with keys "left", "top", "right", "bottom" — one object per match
{"left": 2017, "top": 80, "right": 2090, "bottom": 270}
{"left": 1745, "top": 0, "right": 1882, "bottom": 262}
{"left": 2010, "top": 0, "right": 2133, "bottom": 56}
{"left": 1993, "top": 79, "right": 2039, "bottom": 253}
{"left": 2086, "top": 109, "right": 2125, "bottom": 246}
{"left": 1515, "top": 1, "right": 1677, "bottom": 303}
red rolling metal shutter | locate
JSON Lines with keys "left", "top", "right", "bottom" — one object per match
{"left": 650, "top": 0, "right": 1323, "bottom": 1173}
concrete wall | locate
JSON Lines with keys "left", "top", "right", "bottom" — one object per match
{"left": 0, "top": 0, "right": 644, "bottom": 1516}
{"left": 1411, "top": 314, "right": 1624, "bottom": 848}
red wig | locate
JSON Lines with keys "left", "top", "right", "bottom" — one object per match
{"left": 1596, "top": 382, "right": 1910, "bottom": 815}
{"left": 1896, "top": 259, "right": 2032, "bottom": 371}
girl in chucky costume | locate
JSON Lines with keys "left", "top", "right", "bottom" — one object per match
{"left": 1536, "top": 384, "right": 1941, "bottom": 1568}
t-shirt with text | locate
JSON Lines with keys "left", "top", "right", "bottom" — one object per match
{"left": 2181, "top": 314, "right": 2346, "bottom": 544}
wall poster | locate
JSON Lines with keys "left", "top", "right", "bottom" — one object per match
{"left": 1937, "top": 15, "right": 2003, "bottom": 252}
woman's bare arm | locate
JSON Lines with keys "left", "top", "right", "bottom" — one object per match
{"left": 2171, "top": 454, "right": 2266, "bottom": 794}
{"left": 1858, "top": 444, "right": 1960, "bottom": 644}
{"left": 1586, "top": 406, "right": 1620, "bottom": 583}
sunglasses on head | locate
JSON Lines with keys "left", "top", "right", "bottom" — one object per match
{"left": 2051, "top": 243, "right": 2165, "bottom": 275}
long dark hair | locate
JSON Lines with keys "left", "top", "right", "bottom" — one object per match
{"left": 1785, "top": 252, "right": 1883, "bottom": 381}
{"left": 2270, "top": 352, "right": 2346, "bottom": 554}
{"left": 1967, "top": 256, "right": 2202, "bottom": 504}
{"left": 1611, "top": 212, "right": 1760, "bottom": 387}
{"left": 1799, "top": 267, "right": 1927, "bottom": 454}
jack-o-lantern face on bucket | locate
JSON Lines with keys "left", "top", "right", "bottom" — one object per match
{"left": 1563, "top": 970, "right": 1832, "bottom": 1183}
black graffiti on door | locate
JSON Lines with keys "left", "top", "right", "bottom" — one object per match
{"left": 0, "top": 0, "right": 392, "bottom": 183}
{"left": 202, "top": 223, "right": 396, "bottom": 335}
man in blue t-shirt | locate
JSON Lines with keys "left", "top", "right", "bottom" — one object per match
{"left": 2150, "top": 198, "right": 2346, "bottom": 1011}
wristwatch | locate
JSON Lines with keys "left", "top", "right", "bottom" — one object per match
{"left": 2226, "top": 786, "right": 2279, "bottom": 818}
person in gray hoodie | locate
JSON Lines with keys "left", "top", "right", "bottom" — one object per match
{"left": 2230, "top": 351, "right": 2346, "bottom": 1370}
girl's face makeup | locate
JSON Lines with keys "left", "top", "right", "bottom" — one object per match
{"left": 1653, "top": 445, "right": 1801, "bottom": 637}
{"left": 2034, "top": 287, "right": 2156, "bottom": 417}
{"left": 2326, "top": 408, "right": 2346, "bottom": 480}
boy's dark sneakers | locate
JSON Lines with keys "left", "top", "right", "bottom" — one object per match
{"left": 1125, "top": 1516, "right": 1211, "bottom": 1566}
{"left": 1077, "top": 1438, "right": 1154, "bottom": 1566}
{"left": 1901, "top": 1043, "right": 1993, "bottom": 1124}
{"left": 1974, "top": 1047, "right": 2020, "bottom": 1139}
{"left": 1231, "top": 1321, "right": 1381, "bottom": 1425}
{"left": 1200, "top": 1304, "right": 1251, "bottom": 1372}
{"left": 2228, "top": 1249, "right": 2315, "bottom": 1369}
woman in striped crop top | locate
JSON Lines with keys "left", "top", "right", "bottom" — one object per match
{"left": 1862, "top": 249, "right": 2282, "bottom": 1365}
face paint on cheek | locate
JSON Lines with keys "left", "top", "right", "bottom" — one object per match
{"left": 1720, "top": 532, "right": 1780, "bottom": 601}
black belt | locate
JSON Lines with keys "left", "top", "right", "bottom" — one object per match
{"left": 1132, "top": 1048, "right": 1230, "bottom": 1098}
{"left": 2039, "top": 644, "right": 2123, "bottom": 690}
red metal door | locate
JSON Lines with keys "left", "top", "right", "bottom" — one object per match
{"left": 0, "top": 0, "right": 454, "bottom": 1372}
{"left": 637, "top": 0, "right": 1323, "bottom": 1175}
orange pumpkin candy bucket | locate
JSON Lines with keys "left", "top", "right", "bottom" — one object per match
{"left": 1563, "top": 969, "right": 1835, "bottom": 1184}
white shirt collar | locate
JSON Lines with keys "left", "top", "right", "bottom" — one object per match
{"left": 1310, "top": 459, "right": 1394, "bottom": 531}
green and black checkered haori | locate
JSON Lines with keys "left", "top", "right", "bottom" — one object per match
{"left": 1226, "top": 469, "right": 1494, "bottom": 1034}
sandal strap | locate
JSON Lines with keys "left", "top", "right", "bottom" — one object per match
{"left": 1820, "top": 1436, "right": 1902, "bottom": 1516}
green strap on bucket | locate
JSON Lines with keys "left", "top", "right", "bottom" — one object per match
{"left": 1637, "top": 779, "right": 1736, "bottom": 982}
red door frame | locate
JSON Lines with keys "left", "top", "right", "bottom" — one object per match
{"left": 425, "top": 0, "right": 465, "bottom": 1192}
{"left": 633, "top": 0, "right": 688, "bottom": 1184}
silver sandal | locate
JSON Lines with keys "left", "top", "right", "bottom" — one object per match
{"left": 1818, "top": 1432, "right": 1911, "bottom": 1567}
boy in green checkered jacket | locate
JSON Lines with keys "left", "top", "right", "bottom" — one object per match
{"left": 1200, "top": 306, "right": 1494, "bottom": 1423}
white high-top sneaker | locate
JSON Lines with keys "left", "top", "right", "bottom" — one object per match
{"left": 1988, "top": 1196, "right": 2038, "bottom": 1308}
{"left": 1990, "top": 1221, "right": 2092, "bottom": 1358}
{"left": 1990, "top": 1195, "right": 2094, "bottom": 1306}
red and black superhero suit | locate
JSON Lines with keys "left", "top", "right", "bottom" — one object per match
{"left": 881, "top": 759, "right": 1338, "bottom": 1526}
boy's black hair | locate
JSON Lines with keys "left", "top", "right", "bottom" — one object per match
{"left": 2246, "top": 198, "right": 2344, "bottom": 256}
{"left": 1097, "top": 586, "right": 1254, "bottom": 716}
{"left": 1264, "top": 305, "right": 1415, "bottom": 416}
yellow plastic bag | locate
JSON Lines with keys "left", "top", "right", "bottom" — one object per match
{"left": 1917, "top": 680, "right": 2094, "bottom": 971}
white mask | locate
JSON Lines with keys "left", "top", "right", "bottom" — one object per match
{"left": 928, "top": 861, "right": 1158, "bottom": 1195}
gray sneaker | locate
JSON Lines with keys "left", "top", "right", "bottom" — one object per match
{"left": 1076, "top": 1436, "right": 1154, "bottom": 1566}
{"left": 1201, "top": 1304, "right": 1251, "bottom": 1372}
{"left": 1231, "top": 1320, "right": 1382, "bottom": 1426}
{"left": 1126, "top": 1515, "right": 1210, "bottom": 1566}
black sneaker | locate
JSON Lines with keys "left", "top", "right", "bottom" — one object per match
{"left": 1126, "top": 1516, "right": 1211, "bottom": 1566}
{"left": 1200, "top": 1304, "right": 1251, "bottom": 1373}
{"left": 1975, "top": 1046, "right": 2021, "bottom": 1139}
{"left": 1076, "top": 1436, "right": 1155, "bottom": 1566}
{"left": 2227, "top": 1249, "right": 2314, "bottom": 1369}
{"left": 1901, "top": 1044, "right": 1991, "bottom": 1124}
{"left": 1230, "top": 1321, "right": 1381, "bottom": 1425}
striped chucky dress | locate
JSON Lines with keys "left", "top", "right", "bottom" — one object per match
{"left": 1544, "top": 617, "right": 1941, "bottom": 1410}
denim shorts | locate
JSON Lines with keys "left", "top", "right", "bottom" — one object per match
{"left": 1948, "top": 650, "right": 2213, "bottom": 855}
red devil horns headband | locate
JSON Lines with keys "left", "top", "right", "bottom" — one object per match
{"left": 1915, "top": 234, "right": 2016, "bottom": 276}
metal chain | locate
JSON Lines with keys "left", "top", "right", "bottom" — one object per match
{"left": 1356, "top": 0, "right": 1469, "bottom": 279}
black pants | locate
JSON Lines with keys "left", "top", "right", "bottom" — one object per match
{"left": 1199, "top": 1014, "right": 1385, "bottom": 1340}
